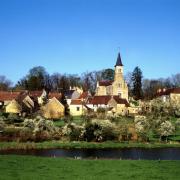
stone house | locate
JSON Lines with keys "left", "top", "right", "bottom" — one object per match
{"left": 0, "top": 90, "right": 63, "bottom": 116}
{"left": 86, "top": 95, "right": 129, "bottom": 115}
{"left": 64, "top": 89, "right": 81, "bottom": 105}
{"left": 69, "top": 91, "right": 91, "bottom": 116}
{"left": 70, "top": 99, "right": 85, "bottom": 116}
{"left": 41, "top": 97, "right": 65, "bottom": 119}
{"left": 5, "top": 99, "right": 22, "bottom": 114}
{"left": 156, "top": 87, "right": 180, "bottom": 103}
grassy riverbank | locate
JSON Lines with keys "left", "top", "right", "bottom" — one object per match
{"left": 0, "top": 155, "right": 179, "bottom": 180}
{"left": 0, "top": 141, "right": 180, "bottom": 150}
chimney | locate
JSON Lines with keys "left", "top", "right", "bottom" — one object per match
{"left": 157, "top": 89, "right": 161, "bottom": 93}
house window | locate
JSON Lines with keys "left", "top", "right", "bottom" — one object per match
{"left": 76, "top": 107, "right": 80, "bottom": 111}
{"left": 118, "top": 93, "right": 121, "bottom": 98}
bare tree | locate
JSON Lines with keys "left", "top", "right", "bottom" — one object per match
{"left": 0, "top": 75, "right": 12, "bottom": 90}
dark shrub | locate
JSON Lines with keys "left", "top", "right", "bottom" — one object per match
{"left": 62, "top": 116, "right": 73, "bottom": 124}
{"left": 84, "top": 120, "right": 119, "bottom": 142}
{"left": 18, "top": 128, "right": 34, "bottom": 142}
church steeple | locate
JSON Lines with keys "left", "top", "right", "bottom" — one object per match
{"left": 115, "top": 52, "right": 123, "bottom": 67}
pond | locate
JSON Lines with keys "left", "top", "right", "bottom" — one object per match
{"left": 0, "top": 148, "right": 180, "bottom": 160}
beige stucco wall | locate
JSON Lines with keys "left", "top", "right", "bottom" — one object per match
{"left": 112, "top": 81, "right": 128, "bottom": 100}
{"left": 108, "top": 98, "right": 128, "bottom": 115}
{"left": 108, "top": 98, "right": 117, "bottom": 109}
{"left": 6, "top": 100, "right": 22, "bottom": 114}
{"left": 96, "top": 86, "right": 107, "bottom": 96}
{"left": 41, "top": 97, "right": 64, "bottom": 119}
{"left": 116, "top": 104, "right": 128, "bottom": 115}
{"left": 170, "top": 93, "right": 180, "bottom": 103}
{"left": 70, "top": 104, "right": 84, "bottom": 116}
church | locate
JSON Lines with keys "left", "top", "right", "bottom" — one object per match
{"left": 69, "top": 53, "right": 134, "bottom": 116}
{"left": 85, "top": 53, "right": 130, "bottom": 115}
{"left": 96, "top": 53, "right": 128, "bottom": 101}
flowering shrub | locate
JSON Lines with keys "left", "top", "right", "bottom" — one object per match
{"left": 134, "top": 116, "right": 150, "bottom": 141}
{"left": 158, "top": 121, "right": 175, "bottom": 141}
{"left": 150, "top": 98, "right": 180, "bottom": 118}
{"left": 21, "top": 116, "right": 59, "bottom": 142}
{"left": 171, "top": 102, "right": 180, "bottom": 117}
{"left": 150, "top": 99, "right": 170, "bottom": 117}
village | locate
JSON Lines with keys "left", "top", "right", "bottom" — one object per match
{"left": 0, "top": 53, "right": 179, "bottom": 143}
{"left": 0, "top": 53, "right": 179, "bottom": 118}
{"left": 0, "top": 0, "right": 180, "bottom": 179}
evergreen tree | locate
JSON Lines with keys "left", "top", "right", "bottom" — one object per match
{"left": 101, "top": 68, "right": 114, "bottom": 81}
{"left": 131, "top": 66, "right": 143, "bottom": 100}
{"left": 60, "top": 90, "right": 70, "bottom": 116}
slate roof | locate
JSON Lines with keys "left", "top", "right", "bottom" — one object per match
{"left": 115, "top": 52, "right": 123, "bottom": 67}
{"left": 64, "top": 90, "right": 75, "bottom": 99}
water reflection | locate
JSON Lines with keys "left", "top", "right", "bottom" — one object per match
{"left": 0, "top": 148, "right": 180, "bottom": 160}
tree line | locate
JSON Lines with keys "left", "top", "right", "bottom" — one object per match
{"left": 0, "top": 66, "right": 179, "bottom": 100}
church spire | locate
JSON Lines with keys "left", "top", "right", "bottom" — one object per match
{"left": 115, "top": 52, "right": 123, "bottom": 67}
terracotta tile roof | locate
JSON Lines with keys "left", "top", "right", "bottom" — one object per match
{"left": 15, "top": 91, "right": 43, "bottom": 102}
{"left": 88, "top": 96, "right": 111, "bottom": 105}
{"left": 0, "top": 91, "right": 21, "bottom": 101}
{"left": 113, "top": 96, "right": 129, "bottom": 107}
{"left": 29, "top": 91, "right": 43, "bottom": 97}
{"left": 99, "top": 80, "right": 113, "bottom": 86}
{"left": 71, "top": 99, "right": 83, "bottom": 105}
{"left": 48, "top": 92, "right": 62, "bottom": 100}
{"left": 171, "top": 87, "right": 180, "bottom": 94}
{"left": 88, "top": 95, "right": 129, "bottom": 106}
{"left": 156, "top": 87, "right": 180, "bottom": 96}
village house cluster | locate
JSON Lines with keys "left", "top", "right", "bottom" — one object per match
{"left": 0, "top": 53, "right": 180, "bottom": 119}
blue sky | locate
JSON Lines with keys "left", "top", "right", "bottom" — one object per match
{"left": 0, "top": 0, "right": 180, "bottom": 84}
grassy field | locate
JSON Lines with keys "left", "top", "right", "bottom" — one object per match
{"left": 0, "top": 141, "right": 180, "bottom": 150}
{"left": 0, "top": 155, "right": 179, "bottom": 180}
{"left": 53, "top": 116, "right": 83, "bottom": 127}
